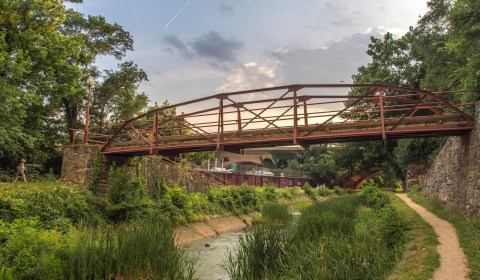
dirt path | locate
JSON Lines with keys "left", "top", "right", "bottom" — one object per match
{"left": 396, "top": 194, "right": 469, "bottom": 280}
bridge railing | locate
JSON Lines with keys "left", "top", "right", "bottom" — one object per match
{"left": 101, "top": 84, "right": 477, "bottom": 156}
{"left": 71, "top": 126, "right": 113, "bottom": 145}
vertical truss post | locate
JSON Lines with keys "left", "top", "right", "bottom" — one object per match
{"left": 303, "top": 100, "right": 308, "bottom": 127}
{"left": 176, "top": 116, "right": 184, "bottom": 135}
{"left": 378, "top": 90, "right": 387, "bottom": 143}
{"left": 151, "top": 112, "right": 159, "bottom": 154}
{"left": 293, "top": 91, "right": 298, "bottom": 144}
{"left": 217, "top": 97, "right": 224, "bottom": 150}
{"left": 237, "top": 107, "right": 242, "bottom": 133}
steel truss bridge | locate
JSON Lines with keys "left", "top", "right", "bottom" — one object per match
{"left": 98, "top": 84, "right": 475, "bottom": 156}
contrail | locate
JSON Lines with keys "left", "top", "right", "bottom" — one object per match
{"left": 164, "top": 0, "right": 192, "bottom": 30}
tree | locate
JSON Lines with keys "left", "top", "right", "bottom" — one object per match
{"left": 0, "top": 0, "right": 82, "bottom": 167}
{"left": 302, "top": 145, "right": 338, "bottom": 187}
{"left": 446, "top": 0, "right": 480, "bottom": 93}
{"left": 59, "top": 10, "right": 134, "bottom": 142}
{"left": 90, "top": 61, "right": 149, "bottom": 130}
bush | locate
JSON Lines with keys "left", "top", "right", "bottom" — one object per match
{"left": 0, "top": 218, "right": 65, "bottom": 280}
{"left": 107, "top": 164, "right": 149, "bottom": 221}
{"left": 358, "top": 181, "right": 389, "bottom": 209}
{"left": 317, "top": 186, "right": 333, "bottom": 197}
{"left": 303, "top": 183, "right": 316, "bottom": 200}
{"left": 0, "top": 183, "right": 102, "bottom": 231}
{"left": 372, "top": 205, "right": 406, "bottom": 248}
{"left": 262, "top": 186, "right": 278, "bottom": 201}
{"left": 87, "top": 154, "right": 103, "bottom": 194}
{"left": 333, "top": 186, "right": 346, "bottom": 195}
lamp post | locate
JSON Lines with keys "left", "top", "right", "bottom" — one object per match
{"left": 84, "top": 76, "right": 94, "bottom": 144}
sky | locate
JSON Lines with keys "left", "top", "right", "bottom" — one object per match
{"left": 67, "top": 0, "right": 428, "bottom": 106}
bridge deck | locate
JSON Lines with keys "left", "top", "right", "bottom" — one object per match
{"left": 103, "top": 114, "right": 471, "bottom": 156}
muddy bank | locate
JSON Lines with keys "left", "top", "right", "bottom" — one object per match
{"left": 174, "top": 214, "right": 253, "bottom": 245}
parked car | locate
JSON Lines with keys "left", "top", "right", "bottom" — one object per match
{"left": 210, "top": 167, "right": 233, "bottom": 173}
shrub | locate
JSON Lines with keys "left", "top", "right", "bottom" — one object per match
{"left": 372, "top": 204, "right": 406, "bottom": 248}
{"left": 303, "top": 183, "right": 316, "bottom": 200}
{"left": 317, "top": 186, "right": 333, "bottom": 197}
{"left": 107, "top": 164, "right": 148, "bottom": 221}
{"left": 0, "top": 218, "right": 65, "bottom": 280}
{"left": 87, "top": 154, "right": 103, "bottom": 194}
{"left": 333, "top": 186, "right": 346, "bottom": 195}
{"left": 262, "top": 186, "right": 278, "bottom": 201}
{"left": 358, "top": 181, "right": 389, "bottom": 209}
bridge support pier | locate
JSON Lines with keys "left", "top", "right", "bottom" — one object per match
{"left": 61, "top": 144, "right": 103, "bottom": 184}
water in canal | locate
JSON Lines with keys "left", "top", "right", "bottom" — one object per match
{"left": 187, "top": 229, "right": 251, "bottom": 280}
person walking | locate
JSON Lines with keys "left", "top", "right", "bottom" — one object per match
{"left": 13, "top": 159, "right": 27, "bottom": 183}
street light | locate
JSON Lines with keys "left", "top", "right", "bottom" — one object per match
{"left": 84, "top": 76, "right": 94, "bottom": 144}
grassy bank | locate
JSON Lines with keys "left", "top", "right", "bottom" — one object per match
{"left": 0, "top": 179, "right": 311, "bottom": 279}
{"left": 225, "top": 183, "right": 407, "bottom": 279}
{"left": 408, "top": 188, "right": 480, "bottom": 280}
{"left": 387, "top": 193, "right": 439, "bottom": 280}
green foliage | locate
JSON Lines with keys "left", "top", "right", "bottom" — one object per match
{"left": 107, "top": 163, "right": 148, "bottom": 221}
{"left": 90, "top": 61, "right": 149, "bottom": 127}
{"left": 333, "top": 185, "right": 347, "bottom": 195}
{"left": 0, "top": 183, "right": 102, "bottom": 231}
{"left": 87, "top": 154, "right": 103, "bottom": 194}
{"left": 227, "top": 194, "right": 406, "bottom": 279}
{"left": 262, "top": 186, "right": 277, "bottom": 201}
{"left": 303, "top": 182, "right": 316, "bottom": 200}
{"left": 64, "top": 218, "right": 197, "bottom": 280}
{"left": 0, "top": 218, "right": 65, "bottom": 280}
{"left": 394, "top": 138, "right": 444, "bottom": 169}
{"left": 358, "top": 180, "right": 389, "bottom": 208}
{"left": 183, "top": 151, "right": 216, "bottom": 166}
{"left": 225, "top": 225, "right": 291, "bottom": 279}
{"left": 260, "top": 203, "right": 292, "bottom": 225}
{"left": 296, "top": 196, "right": 360, "bottom": 240}
{"left": 302, "top": 145, "right": 338, "bottom": 186}
{"left": 317, "top": 186, "right": 333, "bottom": 197}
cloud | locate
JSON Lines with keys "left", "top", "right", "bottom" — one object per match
{"left": 215, "top": 61, "right": 277, "bottom": 93}
{"left": 192, "top": 31, "right": 244, "bottom": 62}
{"left": 219, "top": 3, "right": 234, "bottom": 14}
{"left": 163, "top": 35, "right": 194, "bottom": 59}
{"left": 162, "top": 31, "right": 244, "bottom": 71}
{"left": 271, "top": 31, "right": 381, "bottom": 84}
{"left": 217, "top": 30, "right": 382, "bottom": 92}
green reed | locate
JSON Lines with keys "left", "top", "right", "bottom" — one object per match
{"left": 225, "top": 194, "right": 405, "bottom": 279}
{"left": 261, "top": 203, "right": 292, "bottom": 225}
{"left": 64, "top": 218, "right": 197, "bottom": 280}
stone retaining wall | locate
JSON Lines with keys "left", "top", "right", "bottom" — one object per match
{"left": 174, "top": 215, "right": 252, "bottom": 245}
{"left": 421, "top": 102, "right": 480, "bottom": 217}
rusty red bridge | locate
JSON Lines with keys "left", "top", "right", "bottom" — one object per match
{"left": 94, "top": 84, "right": 475, "bottom": 157}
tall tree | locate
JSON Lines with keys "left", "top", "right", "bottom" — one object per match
{"left": 90, "top": 61, "right": 149, "bottom": 130}
{"left": 59, "top": 10, "right": 134, "bottom": 141}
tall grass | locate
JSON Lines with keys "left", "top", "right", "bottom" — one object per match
{"left": 226, "top": 191, "right": 406, "bottom": 279}
{"left": 224, "top": 225, "right": 292, "bottom": 280}
{"left": 64, "top": 218, "right": 197, "bottom": 280}
{"left": 260, "top": 203, "right": 292, "bottom": 225}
